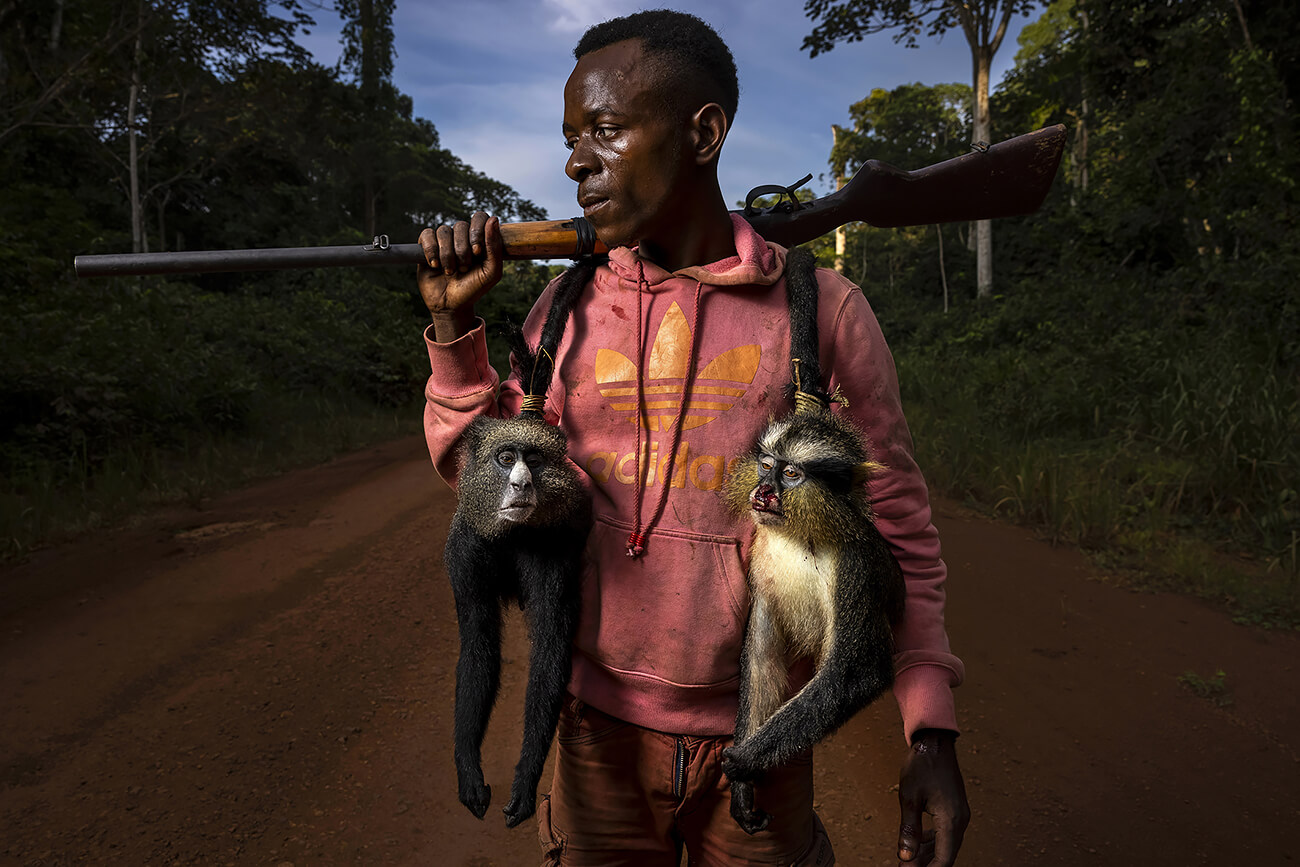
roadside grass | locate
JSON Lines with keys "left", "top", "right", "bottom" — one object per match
{"left": 1177, "top": 669, "right": 1234, "bottom": 707}
{"left": 904, "top": 393, "right": 1300, "bottom": 631}
{"left": 0, "top": 389, "right": 422, "bottom": 560}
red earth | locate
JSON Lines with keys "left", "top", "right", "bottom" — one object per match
{"left": 2, "top": 434, "right": 1297, "bottom": 865}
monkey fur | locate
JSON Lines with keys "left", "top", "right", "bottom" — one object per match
{"left": 720, "top": 247, "right": 906, "bottom": 835}
{"left": 442, "top": 258, "right": 597, "bottom": 828}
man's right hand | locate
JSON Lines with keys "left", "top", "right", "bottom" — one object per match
{"left": 418, "top": 211, "right": 504, "bottom": 343}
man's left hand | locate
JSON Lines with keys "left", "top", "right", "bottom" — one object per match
{"left": 897, "top": 728, "right": 969, "bottom": 866}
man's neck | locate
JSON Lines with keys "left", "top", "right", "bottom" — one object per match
{"left": 636, "top": 184, "right": 735, "bottom": 273}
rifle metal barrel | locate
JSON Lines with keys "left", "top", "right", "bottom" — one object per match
{"left": 74, "top": 242, "right": 426, "bottom": 278}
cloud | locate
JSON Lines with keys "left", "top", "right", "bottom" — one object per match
{"left": 542, "top": 0, "right": 641, "bottom": 34}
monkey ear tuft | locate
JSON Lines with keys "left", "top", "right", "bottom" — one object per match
{"left": 852, "top": 460, "right": 887, "bottom": 486}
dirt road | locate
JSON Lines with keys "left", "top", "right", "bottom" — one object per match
{"left": 2, "top": 435, "right": 1297, "bottom": 865}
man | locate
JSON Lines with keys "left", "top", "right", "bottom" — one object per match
{"left": 418, "top": 10, "right": 968, "bottom": 866}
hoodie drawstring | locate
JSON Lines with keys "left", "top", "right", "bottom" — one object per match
{"left": 626, "top": 260, "right": 703, "bottom": 558}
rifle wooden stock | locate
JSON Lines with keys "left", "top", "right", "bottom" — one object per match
{"left": 74, "top": 124, "right": 1065, "bottom": 278}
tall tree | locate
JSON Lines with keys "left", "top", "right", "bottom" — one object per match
{"left": 803, "top": 0, "right": 1039, "bottom": 298}
{"left": 830, "top": 81, "right": 970, "bottom": 308}
{"left": 336, "top": 0, "right": 395, "bottom": 237}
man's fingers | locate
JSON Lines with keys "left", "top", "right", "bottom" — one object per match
{"left": 436, "top": 224, "right": 458, "bottom": 275}
{"left": 469, "top": 211, "right": 488, "bottom": 257}
{"left": 418, "top": 226, "right": 439, "bottom": 270}
{"left": 453, "top": 220, "right": 472, "bottom": 272}
{"left": 482, "top": 216, "right": 503, "bottom": 278}
{"left": 930, "top": 805, "right": 968, "bottom": 867}
{"left": 898, "top": 804, "right": 924, "bottom": 862}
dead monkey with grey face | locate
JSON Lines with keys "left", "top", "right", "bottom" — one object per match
{"left": 443, "top": 258, "right": 597, "bottom": 828}
{"left": 720, "top": 247, "right": 906, "bottom": 835}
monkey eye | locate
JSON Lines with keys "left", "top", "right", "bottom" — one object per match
{"left": 524, "top": 452, "right": 545, "bottom": 469}
{"left": 496, "top": 449, "right": 516, "bottom": 467}
{"left": 759, "top": 456, "right": 775, "bottom": 472}
{"left": 782, "top": 465, "right": 803, "bottom": 482}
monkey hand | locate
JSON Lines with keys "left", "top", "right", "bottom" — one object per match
{"left": 456, "top": 769, "right": 492, "bottom": 820}
{"left": 720, "top": 742, "right": 765, "bottom": 784}
{"left": 418, "top": 211, "right": 504, "bottom": 343}
{"left": 502, "top": 783, "right": 537, "bottom": 829}
{"left": 728, "top": 780, "right": 772, "bottom": 835}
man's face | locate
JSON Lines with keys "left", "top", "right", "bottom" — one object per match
{"left": 562, "top": 40, "right": 691, "bottom": 249}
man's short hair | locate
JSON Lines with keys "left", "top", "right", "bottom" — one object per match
{"left": 573, "top": 9, "right": 740, "bottom": 124}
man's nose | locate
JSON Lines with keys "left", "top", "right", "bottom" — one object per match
{"left": 566, "top": 136, "right": 597, "bottom": 182}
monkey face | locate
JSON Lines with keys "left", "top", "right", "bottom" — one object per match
{"left": 495, "top": 447, "right": 544, "bottom": 524}
{"left": 748, "top": 454, "right": 807, "bottom": 526}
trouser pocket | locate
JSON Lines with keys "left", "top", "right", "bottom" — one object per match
{"left": 537, "top": 793, "right": 566, "bottom": 865}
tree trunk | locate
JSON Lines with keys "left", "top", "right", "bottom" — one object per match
{"left": 973, "top": 43, "right": 993, "bottom": 298}
{"left": 49, "top": 0, "right": 64, "bottom": 51}
{"left": 832, "top": 125, "right": 846, "bottom": 273}
{"left": 128, "top": 2, "right": 144, "bottom": 254}
{"left": 937, "top": 224, "right": 949, "bottom": 313}
{"left": 1076, "top": 2, "right": 1090, "bottom": 195}
{"left": 359, "top": 0, "right": 378, "bottom": 238}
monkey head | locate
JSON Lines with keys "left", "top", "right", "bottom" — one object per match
{"left": 455, "top": 415, "right": 587, "bottom": 539}
{"left": 724, "top": 411, "right": 883, "bottom": 543}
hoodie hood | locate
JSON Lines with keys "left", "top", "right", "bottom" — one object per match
{"left": 606, "top": 213, "right": 785, "bottom": 290}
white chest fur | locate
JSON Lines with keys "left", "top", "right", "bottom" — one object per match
{"left": 749, "top": 531, "right": 838, "bottom": 662}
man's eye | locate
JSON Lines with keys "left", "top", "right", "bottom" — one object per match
{"left": 595, "top": 126, "right": 617, "bottom": 139}
{"left": 563, "top": 138, "right": 576, "bottom": 151}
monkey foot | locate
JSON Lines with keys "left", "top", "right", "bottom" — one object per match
{"left": 731, "top": 804, "right": 771, "bottom": 835}
{"left": 728, "top": 780, "right": 771, "bottom": 835}
{"left": 457, "top": 779, "right": 491, "bottom": 819}
{"left": 503, "top": 791, "right": 536, "bottom": 828}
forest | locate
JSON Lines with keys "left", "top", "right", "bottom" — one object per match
{"left": 1, "top": 1, "right": 1296, "bottom": 625}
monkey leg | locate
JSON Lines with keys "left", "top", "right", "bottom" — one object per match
{"left": 724, "top": 597, "right": 787, "bottom": 783}
{"left": 503, "top": 551, "right": 580, "bottom": 829}
{"left": 728, "top": 631, "right": 889, "bottom": 781}
{"left": 724, "top": 597, "right": 786, "bottom": 834}
{"left": 447, "top": 530, "right": 504, "bottom": 820}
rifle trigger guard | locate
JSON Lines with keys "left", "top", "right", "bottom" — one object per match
{"left": 742, "top": 173, "right": 815, "bottom": 217}
{"left": 365, "top": 234, "right": 390, "bottom": 251}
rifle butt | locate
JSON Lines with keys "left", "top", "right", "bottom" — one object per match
{"left": 747, "top": 123, "right": 1067, "bottom": 246}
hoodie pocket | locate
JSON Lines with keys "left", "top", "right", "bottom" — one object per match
{"left": 575, "top": 515, "right": 749, "bottom": 689}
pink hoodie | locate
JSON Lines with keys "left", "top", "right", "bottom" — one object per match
{"left": 423, "top": 215, "right": 963, "bottom": 743}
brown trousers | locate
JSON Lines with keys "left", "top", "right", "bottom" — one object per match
{"left": 537, "top": 695, "right": 835, "bottom": 866}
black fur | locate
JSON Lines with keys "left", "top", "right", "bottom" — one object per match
{"left": 442, "top": 258, "right": 598, "bottom": 828}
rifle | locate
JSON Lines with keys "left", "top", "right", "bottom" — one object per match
{"left": 74, "top": 124, "right": 1065, "bottom": 278}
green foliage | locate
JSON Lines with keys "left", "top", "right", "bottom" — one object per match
{"left": 0, "top": 0, "right": 545, "bottom": 556}
{"left": 1177, "top": 669, "right": 1233, "bottom": 707}
{"left": 802, "top": 0, "right": 1039, "bottom": 56}
{"left": 830, "top": 81, "right": 971, "bottom": 178}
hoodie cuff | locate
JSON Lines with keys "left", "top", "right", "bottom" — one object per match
{"left": 893, "top": 663, "right": 960, "bottom": 745}
{"left": 423, "top": 318, "right": 495, "bottom": 397}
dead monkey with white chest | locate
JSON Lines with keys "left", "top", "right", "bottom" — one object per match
{"left": 443, "top": 258, "right": 597, "bottom": 828}
{"left": 721, "top": 247, "right": 907, "bottom": 835}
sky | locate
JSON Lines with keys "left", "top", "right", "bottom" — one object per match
{"left": 296, "top": 0, "right": 1034, "bottom": 222}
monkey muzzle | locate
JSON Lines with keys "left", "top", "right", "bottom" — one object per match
{"left": 750, "top": 484, "right": 783, "bottom": 520}
{"left": 497, "top": 494, "right": 537, "bottom": 524}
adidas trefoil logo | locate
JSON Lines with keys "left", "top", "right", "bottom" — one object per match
{"left": 594, "top": 302, "right": 761, "bottom": 431}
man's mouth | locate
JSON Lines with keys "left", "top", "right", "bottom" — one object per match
{"left": 580, "top": 197, "right": 608, "bottom": 217}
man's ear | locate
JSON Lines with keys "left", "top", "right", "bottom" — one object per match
{"left": 690, "top": 102, "right": 728, "bottom": 165}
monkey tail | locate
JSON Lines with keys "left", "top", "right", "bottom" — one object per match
{"left": 518, "top": 255, "right": 604, "bottom": 420}
{"left": 783, "top": 246, "right": 831, "bottom": 413}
